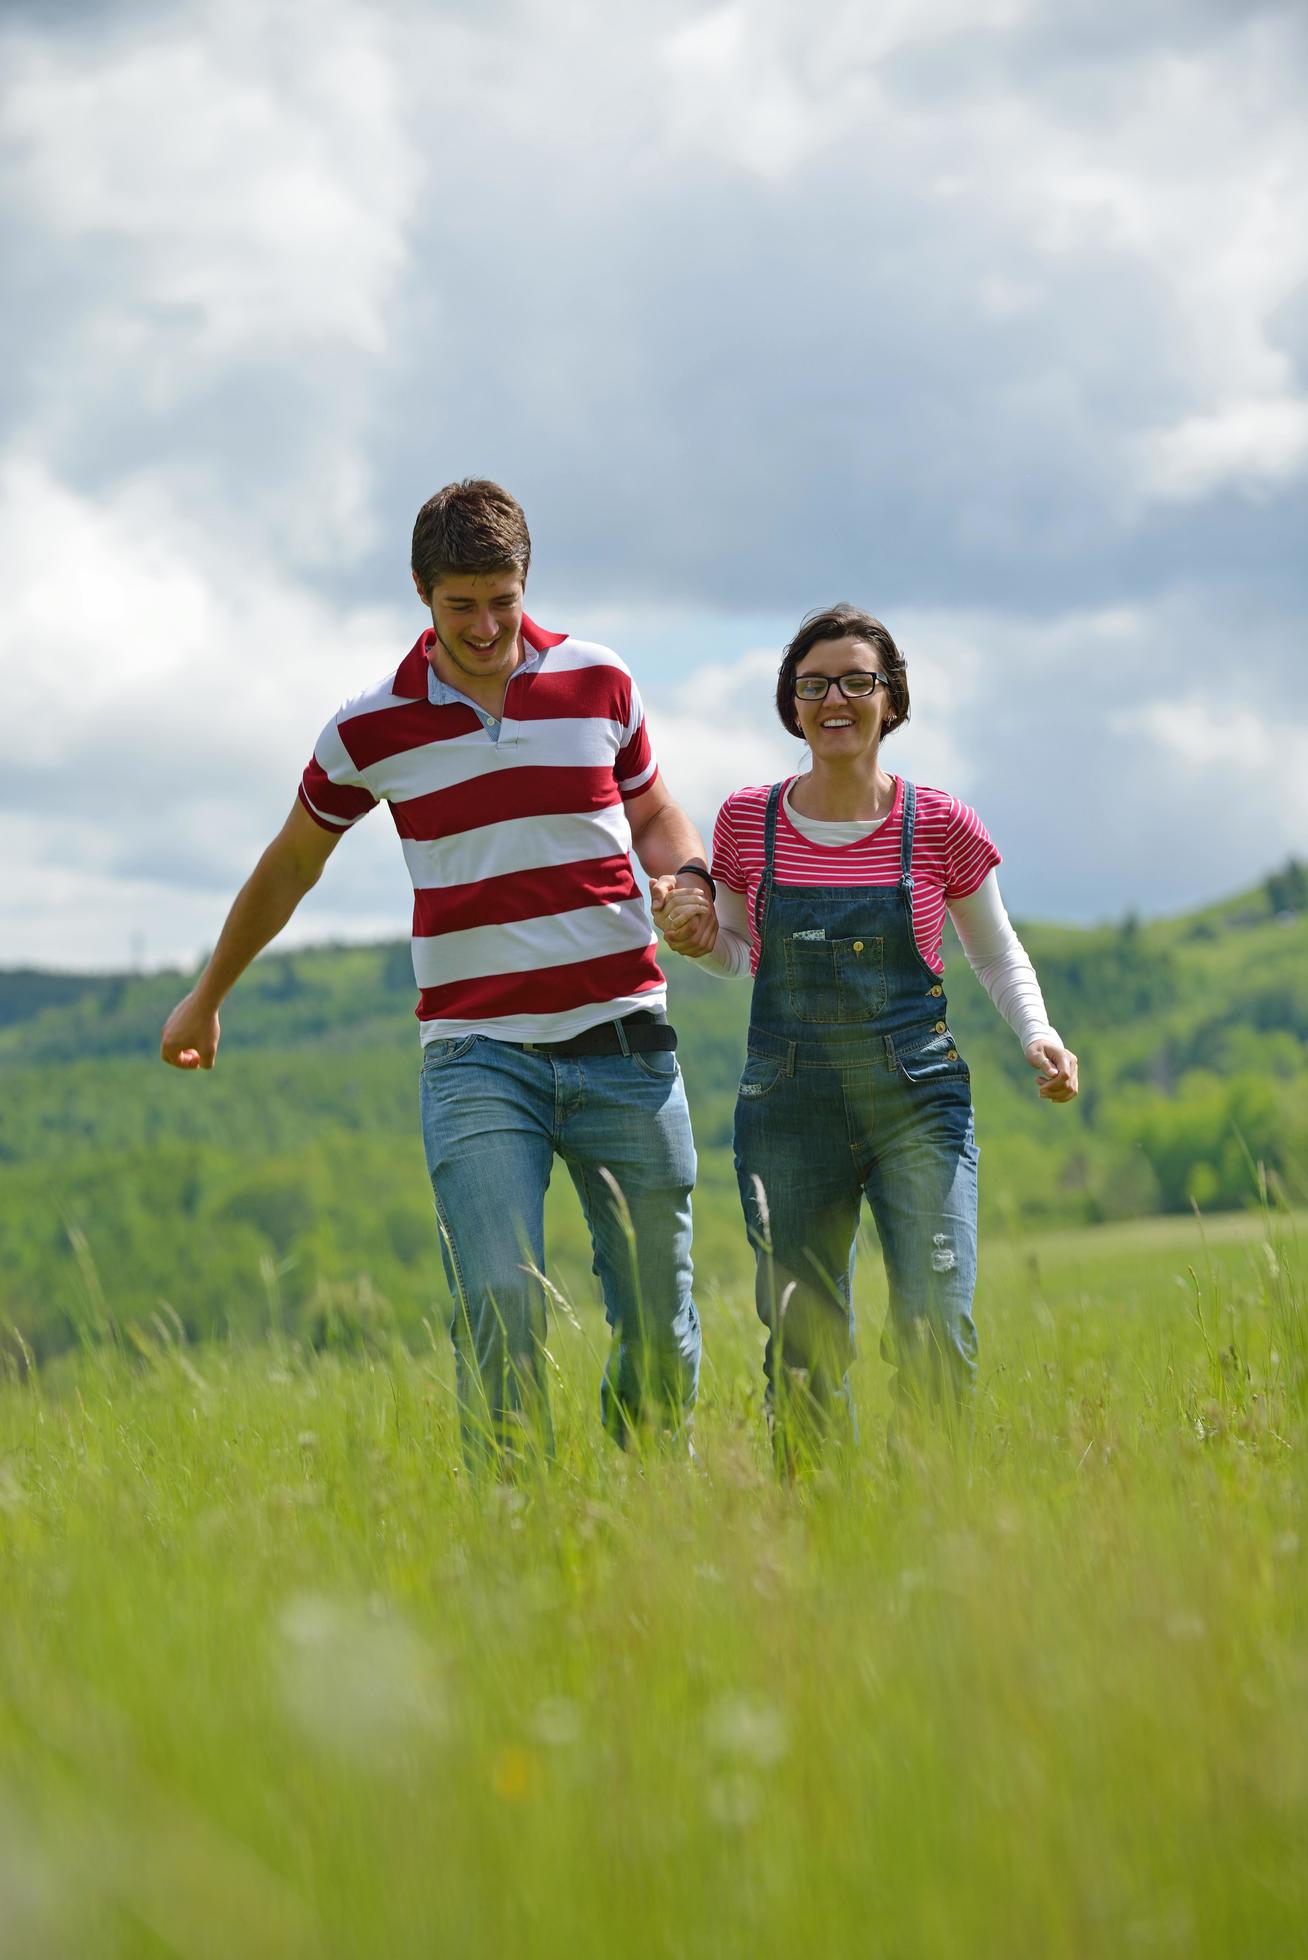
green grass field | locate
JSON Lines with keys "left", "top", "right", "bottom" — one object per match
{"left": 1, "top": 1207, "right": 1304, "bottom": 1958}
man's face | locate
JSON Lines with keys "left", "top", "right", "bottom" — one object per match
{"left": 418, "top": 568, "right": 526, "bottom": 685}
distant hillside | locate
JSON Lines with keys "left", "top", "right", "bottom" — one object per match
{"left": 2, "top": 865, "right": 1305, "bottom": 1359}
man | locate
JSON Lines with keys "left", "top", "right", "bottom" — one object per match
{"left": 161, "top": 479, "right": 715, "bottom": 1465}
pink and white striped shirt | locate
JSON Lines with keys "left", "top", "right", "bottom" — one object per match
{"left": 298, "top": 616, "right": 666, "bottom": 1043}
{"left": 711, "top": 775, "right": 1001, "bottom": 976}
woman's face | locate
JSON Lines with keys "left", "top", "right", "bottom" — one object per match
{"left": 792, "top": 635, "right": 890, "bottom": 760}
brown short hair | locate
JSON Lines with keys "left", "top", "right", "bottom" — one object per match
{"left": 775, "top": 603, "right": 910, "bottom": 740}
{"left": 411, "top": 479, "right": 531, "bottom": 597}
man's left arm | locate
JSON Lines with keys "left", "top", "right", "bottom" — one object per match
{"left": 626, "top": 778, "right": 718, "bottom": 956}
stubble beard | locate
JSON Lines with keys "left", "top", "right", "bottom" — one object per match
{"left": 434, "top": 625, "right": 520, "bottom": 681}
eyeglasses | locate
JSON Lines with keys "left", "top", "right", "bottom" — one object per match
{"left": 792, "top": 672, "right": 888, "bottom": 702}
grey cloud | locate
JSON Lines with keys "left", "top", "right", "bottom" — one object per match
{"left": 358, "top": 156, "right": 1299, "bottom": 629}
{"left": 0, "top": 0, "right": 174, "bottom": 32}
{"left": 2, "top": 0, "right": 1306, "bottom": 965}
{"left": 7, "top": 0, "right": 1304, "bottom": 633}
{"left": 898, "top": 588, "right": 1308, "bottom": 922}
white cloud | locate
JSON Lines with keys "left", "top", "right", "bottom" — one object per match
{"left": 1, "top": 0, "right": 1306, "bottom": 961}
{"left": 918, "top": 18, "right": 1308, "bottom": 508}
{"left": 0, "top": 0, "right": 426, "bottom": 577}
{"left": 1136, "top": 395, "right": 1308, "bottom": 503}
{"left": 0, "top": 0, "right": 420, "bottom": 365}
{"left": 1, "top": 456, "right": 1301, "bottom": 971}
{"left": 645, "top": 649, "right": 802, "bottom": 827}
{"left": 0, "top": 459, "right": 414, "bottom": 968}
{"left": 659, "top": 0, "right": 1033, "bottom": 177}
{"left": 651, "top": 4, "right": 1308, "bottom": 511}
{"left": 1121, "top": 699, "right": 1308, "bottom": 836}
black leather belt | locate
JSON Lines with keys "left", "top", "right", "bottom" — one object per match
{"left": 518, "top": 1010, "right": 677, "bottom": 1057}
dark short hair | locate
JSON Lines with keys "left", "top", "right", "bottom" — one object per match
{"left": 411, "top": 479, "right": 531, "bottom": 598}
{"left": 775, "top": 603, "right": 910, "bottom": 741}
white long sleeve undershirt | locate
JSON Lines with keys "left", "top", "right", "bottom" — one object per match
{"left": 694, "top": 790, "right": 1059, "bottom": 1054}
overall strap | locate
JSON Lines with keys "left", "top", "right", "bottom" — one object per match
{"left": 899, "top": 779, "right": 916, "bottom": 891}
{"left": 754, "top": 781, "right": 786, "bottom": 939}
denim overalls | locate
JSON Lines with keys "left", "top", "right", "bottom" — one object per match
{"left": 733, "top": 777, "right": 979, "bottom": 1432}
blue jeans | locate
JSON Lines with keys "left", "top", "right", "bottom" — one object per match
{"left": 419, "top": 1034, "right": 700, "bottom": 1466}
{"left": 734, "top": 1028, "right": 979, "bottom": 1430}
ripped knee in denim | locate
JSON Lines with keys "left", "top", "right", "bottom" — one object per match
{"left": 930, "top": 1233, "right": 957, "bottom": 1274}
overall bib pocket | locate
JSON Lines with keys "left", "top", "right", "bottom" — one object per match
{"left": 783, "top": 934, "right": 886, "bottom": 1024}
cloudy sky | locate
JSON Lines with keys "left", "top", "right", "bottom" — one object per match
{"left": 2, "top": 0, "right": 1305, "bottom": 971}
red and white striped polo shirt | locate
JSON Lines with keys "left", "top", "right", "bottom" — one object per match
{"left": 711, "top": 776, "right": 1001, "bottom": 976}
{"left": 298, "top": 616, "right": 667, "bottom": 1043}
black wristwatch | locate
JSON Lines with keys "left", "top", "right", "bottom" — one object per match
{"left": 676, "top": 859, "right": 717, "bottom": 902}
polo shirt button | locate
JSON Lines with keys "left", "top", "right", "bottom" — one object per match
{"left": 934, "top": 1020, "right": 947, "bottom": 1033}
{"left": 930, "top": 984, "right": 943, "bottom": 997}
{"left": 852, "top": 940, "right": 864, "bottom": 953}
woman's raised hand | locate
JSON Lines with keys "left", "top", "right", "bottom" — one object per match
{"left": 1024, "top": 1037, "right": 1079, "bottom": 1102}
{"left": 649, "top": 876, "right": 719, "bottom": 959}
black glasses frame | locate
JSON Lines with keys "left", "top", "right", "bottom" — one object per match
{"left": 792, "top": 672, "right": 888, "bottom": 703}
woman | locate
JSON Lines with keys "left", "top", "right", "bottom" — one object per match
{"left": 652, "top": 604, "right": 1078, "bottom": 1456}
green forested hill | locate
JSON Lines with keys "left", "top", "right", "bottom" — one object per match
{"left": 2, "top": 870, "right": 1305, "bottom": 1358}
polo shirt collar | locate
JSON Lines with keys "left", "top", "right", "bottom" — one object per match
{"left": 391, "top": 613, "right": 567, "bottom": 702}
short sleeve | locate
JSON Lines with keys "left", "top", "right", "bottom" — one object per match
{"left": 297, "top": 712, "right": 380, "bottom": 833}
{"left": 711, "top": 798, "right": 746, "bottom": 893}
{"left": 614, "top": 675, "right": 659, "bottom": 800}
{"left": 944, "top": 798, "right": 1001, "bottom": 901}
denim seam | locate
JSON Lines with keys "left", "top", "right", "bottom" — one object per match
{"left": 430, "top": 1184, "right": 472, "bottom": 1316}
{"left": 844, "top": 1073, "right": 872, "bottom": 1177}
{"left": 571, "top": 1162, "right": 605, "bottom": 1302}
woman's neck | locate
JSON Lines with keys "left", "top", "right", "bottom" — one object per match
{"left": 790, "top": 755, "right": 896, "bottom": 823}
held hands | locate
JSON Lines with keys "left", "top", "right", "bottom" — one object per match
{"left": 649, "top": 874, "right": 718, "bottom": 959}
{"left": 160, "top": 990, "right": 221, "bottom": 1070}
{"left": 1024, "top": 1036, "right": 1079, "bottom": 1103}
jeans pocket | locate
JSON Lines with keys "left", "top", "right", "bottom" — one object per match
{"left": 737, "top": 1052, "right": 785, "bottom": 1101}
{"left": 421, "top": 1032, "right": 481, "bottom": 1072}
{"left": 631, "top": 1047, "right": 679, "bottom": 1081}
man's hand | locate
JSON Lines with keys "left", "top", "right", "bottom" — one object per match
{"left": 650, "top": 875, "right": 718, "bottom": 958}
{"left": 161, "top": 990, "right": 221, "bottom": 1070}
{"left": 1025, "top": 1037, "right": 1079, "bottom": 1103}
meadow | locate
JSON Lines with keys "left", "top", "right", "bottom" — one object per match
{"left": 2, "top": 1205, "right": 1304, "bottom": 1958}
{"left": 4, "top": 876, "right": 1308, "bottom": 1363}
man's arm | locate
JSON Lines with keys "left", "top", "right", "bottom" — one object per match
{"left": 160, "top": 801, "right": 343, "bottom": 1070}
{"left": 626, "top": 778, "right": 717, "bottom": 956}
